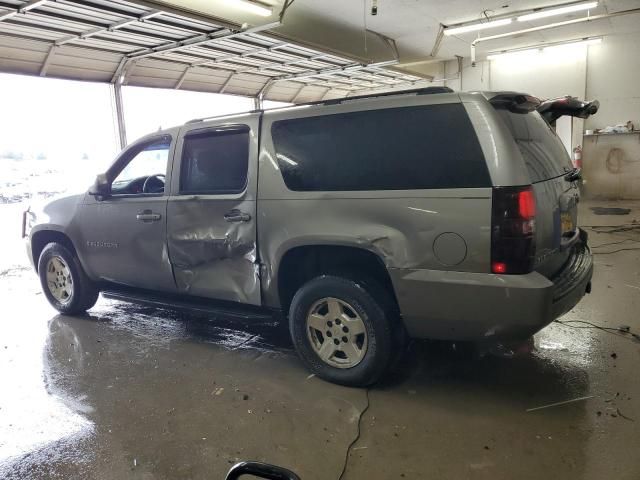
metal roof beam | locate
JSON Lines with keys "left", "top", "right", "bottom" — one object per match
{"left": 1, "top": 4, "right": 197, "bottom": 46}
{"left": 300, "top": 73, "right": 383, "bottom": 90}
{"left": 191, "top": 41, "right": 340, "bottom": 70}
{"left": 38, "top": 1, "right": 218, "bottom": 37}
{"left": 127, "top": 21, "right": 279, "bottom": 60}
{"left": 59, "top": 0, "right": 237, "bottom": 33}
{"left": 319, "top": 87, "right": 332, "bottom": 101}
{"left": 110, "top": 56, "right": 136, "bottom": 85}
{"left": 2, "top": 14, "right": 178, "bottom": 51}
{"left": 350, "top": 78, "right": 433, "bottom": 95}
{"left": 55, "top": 10, "right": 162, "bottom": 46}
{"left": 218, "top": 72, "right": 234, "bottom": 94}
{"left": 218, "top": 52, "right": 344, "bottom": 80}
{"left": 274, "top": 59, "right": 398, "bottom": 82}
{"left": 289, "top": 83, "right": 305, "bottom": 103}
{"left": 313, "top": 71, "right": 384, "bottom": 88}
{"left": 0, "top": 0, "right": 427, "bottom": 103}
{"left": 129, "top": 24, "right": 349, "bottom": 81}
{"left": 110, "top": 56, "right": 128, "bottom": 83}
{"left": 272, "top": 69, "right": 398, "bottom": 92}
{"left": 0, "top": 0, "right": 46, "bottom": 22}
{"left": 291, "top": 78, "right": 359, "bottom": 90}
{"left": 39, "top": 43, "right": 55, "bottom": 76}
{"left": 174, "top": 65, "right": 191, "bottom": 89}
{"left": 189, "top": 41, "right": 287, "bottom": 67}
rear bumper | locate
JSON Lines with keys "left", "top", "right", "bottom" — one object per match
{"left": 390, "top": 240, "right": 593, "bottom": 342}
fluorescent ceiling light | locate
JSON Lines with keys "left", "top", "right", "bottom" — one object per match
{"left": 225, "top": 0, "right": 273, "bottom": 17}
{"left": 543, "top": 37, "right": 602, "bottom": 51}
{"left": 487, "top": 37, "right": 602, "bottom": 60}
{"left": 517, "top": 1, "right": 597, "bottom": 22}
{"left": 445, "top": 2, "right": 598, "bottom": 37}
{"left": 487, "top": 48, "right": 540, "bottom": 60}
{"left": 444, "top": 18, "right": 512, "bottom": 36}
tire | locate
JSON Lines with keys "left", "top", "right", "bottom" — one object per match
{"left": 289, "top": 275, "right": 395, "bottom": 387}
{"left": 38, "top": 242, "right": 99, "bottom": 315}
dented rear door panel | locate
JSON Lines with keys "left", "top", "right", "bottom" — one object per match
{"left": 257, "top": 95, "right": 494, "bottom": 309}
{"left": 166, "top": 113, "right": 261, "bottom": 305}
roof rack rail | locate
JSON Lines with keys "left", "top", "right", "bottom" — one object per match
{"left": 186, "top": 109, "right": 262, "bottom": 125}
{"left": 185, "top": 86, "right": 454, "bottom": 124}
{"left": 299, "top": 86, "right": 454, "bottom": 107}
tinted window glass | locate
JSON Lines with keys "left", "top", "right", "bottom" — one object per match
{"left": 180, "top": 127, "right": 249, "bottom": 194}
{"left": 496, "top": 110, "right": 572, "bottom": 183}
{"left": 271, "top": 104, "right": 489, "bottom": 191}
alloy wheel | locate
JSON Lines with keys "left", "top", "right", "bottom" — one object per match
{"left": 46, "top": 256, "right": 74, "bottom": 304}
{"left": 306, "top": 297, "right": 368, "bottom": 368}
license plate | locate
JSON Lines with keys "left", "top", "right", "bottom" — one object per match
{"left": 561, "top": 212, "right": 575, "bottom": 234}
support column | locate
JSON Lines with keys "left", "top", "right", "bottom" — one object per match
{"left": 112, "top": 81, "right": 127, "bottom": 150}
{"left": 254, "top": 79, "right": 275, "bottom": 110}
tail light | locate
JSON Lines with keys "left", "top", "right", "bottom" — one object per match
{"left": 491, "top": 186, "right": 536, "bottom": 274}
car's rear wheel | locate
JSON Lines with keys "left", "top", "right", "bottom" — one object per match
{"left": 289, "top": 275, "right": 395, "bottom": 387}
{"left": 38, "top": 242, "right": 99, "bottom": 314}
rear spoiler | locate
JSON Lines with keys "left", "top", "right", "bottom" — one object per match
{"left": 489, "top": 92, "right": 541, "bottom": 114}
{"left": 536, "top": 96, "right": 600, "bottom": 125}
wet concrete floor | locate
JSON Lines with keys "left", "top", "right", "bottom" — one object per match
{"left": 0, "top": 200, "right": 639, "bottom": 479}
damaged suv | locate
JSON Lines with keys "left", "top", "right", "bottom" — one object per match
{"left": 24, "top": 87, "right": 594, "bottom": 386}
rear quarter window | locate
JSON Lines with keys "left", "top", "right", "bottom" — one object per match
{"left": 271, "top": 103, "right": 490, "bottom": 191}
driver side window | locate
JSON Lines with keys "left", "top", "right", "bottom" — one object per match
{"left": 111, "top": 138, "right": 170, "bottom": 195}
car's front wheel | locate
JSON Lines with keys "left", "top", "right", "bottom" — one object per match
{"left": 38, "top": 242, "right": 99, "bottom": 314}
{"left": 289, "top": 275, "right": 396, "bottom": 387}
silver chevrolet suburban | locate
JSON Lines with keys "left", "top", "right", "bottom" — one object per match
{"left": 23, "top": 88, "right": 594, "bottom": 386}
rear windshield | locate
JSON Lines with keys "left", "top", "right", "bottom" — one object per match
{"left": 496, "top": 109, "right": 572, "bottom": 183}
{"left": 271, "top": 103, "right": 490, "bottom": 191}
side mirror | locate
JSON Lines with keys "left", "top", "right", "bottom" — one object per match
{"left": 89, "top": 173, "right": 111, "bottom": 199}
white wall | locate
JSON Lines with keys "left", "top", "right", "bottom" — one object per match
{"left": 470, "top": 31, "right": 640, "bottom": 134}
{"left": 585, "top": 32, "right": 640, "bottom": 130}
{"left": 446, "top": 31, "right": 640, "bottom": 131}
{"left": 442, "top": 32, "right": 640, "bottom": 200}
{"left": 488, "top": 48, "right": 587, "bottom": 99}
{"left": 445, "top": 51, "right": 587, "bottom": 151}
{"left": 487, "top": 45, "right": 588, "bottom": 151}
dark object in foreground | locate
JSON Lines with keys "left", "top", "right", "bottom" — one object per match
{"left": 225, "top": 461, "right": 300, "bottom": 480}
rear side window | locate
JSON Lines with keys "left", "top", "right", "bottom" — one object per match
{"left": 180, "top": 126, "right": 249, "bottom": 194}
{"left": 271, "top": 104, "right": 490, "bottom": 191}
{"left": 496, "top": 110, "right": 572, "bottom": 183}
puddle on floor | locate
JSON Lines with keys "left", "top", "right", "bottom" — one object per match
{"left": 590, "top": 207, "right": 631, "bottom": 215}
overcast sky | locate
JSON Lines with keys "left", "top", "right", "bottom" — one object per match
{"left": 0, "top": 73, "right": 284, "bottom": 167}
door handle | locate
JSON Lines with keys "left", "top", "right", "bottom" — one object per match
{"left": 224, "top": 209, "right": 251, "bottom": 223}
{"left": 136, "top": 210, "right": 161, "bottom": 222}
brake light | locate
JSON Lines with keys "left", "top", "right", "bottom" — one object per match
{"left": 518, "top": 189, "right": 536, "bottom": 219}
{"left": 491, "top": 261, "right": 507, "bottom": 274}
{"left": 491, "top": 186, "right": 536, "bottom": 274}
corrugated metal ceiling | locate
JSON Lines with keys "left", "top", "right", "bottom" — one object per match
{"left": 0, "top": 0, "right": 431, "bottom": 102}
